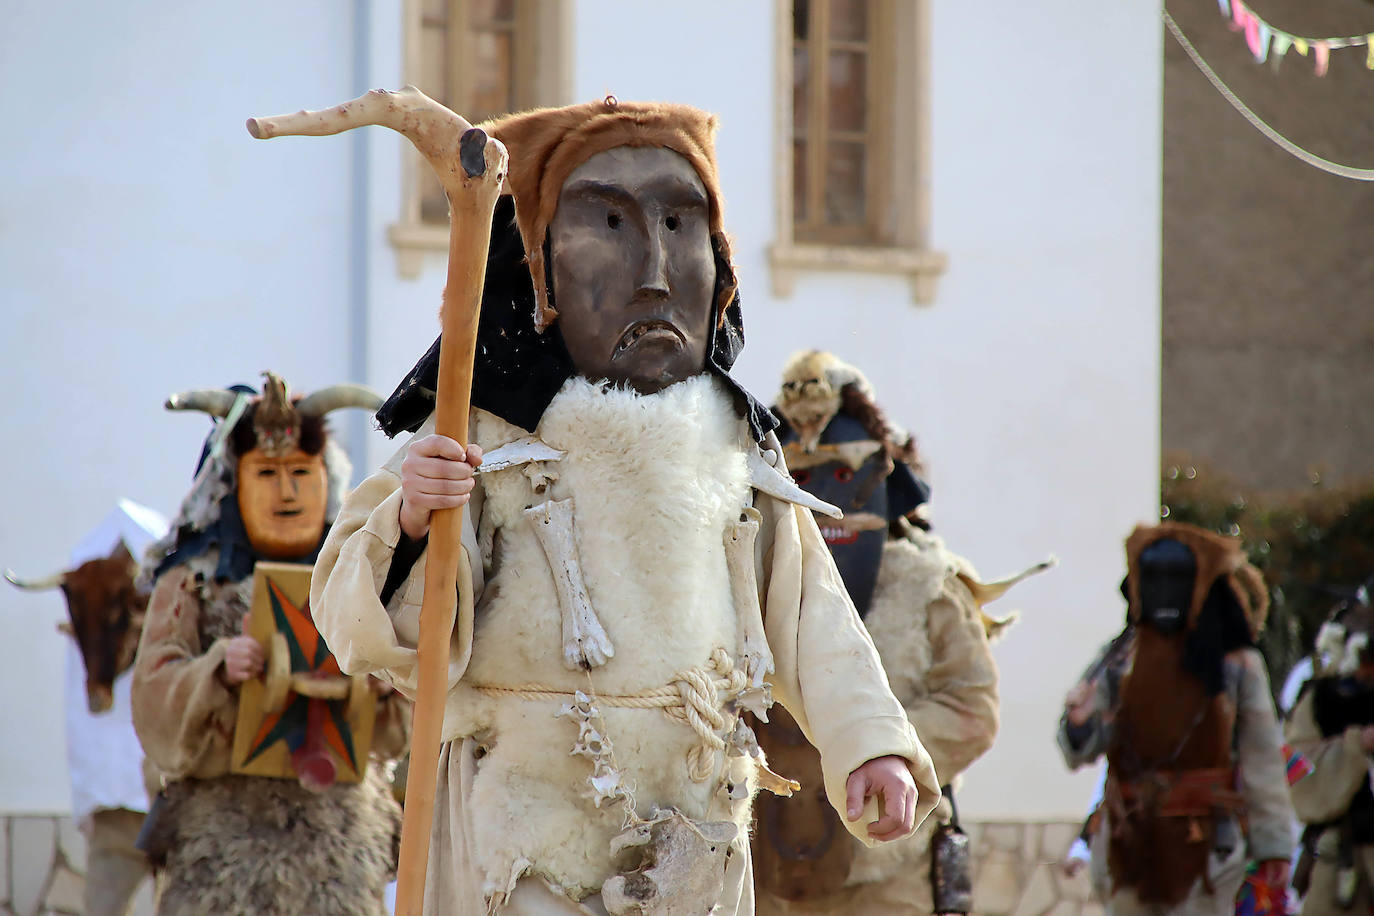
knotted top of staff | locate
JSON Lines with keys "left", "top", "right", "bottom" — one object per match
{"left": 254, "top": 87, "right": 939, "bottom": 915}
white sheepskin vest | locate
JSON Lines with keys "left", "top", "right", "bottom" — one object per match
{"left": 456, "top": 374, "right": 756, "bottom": 899}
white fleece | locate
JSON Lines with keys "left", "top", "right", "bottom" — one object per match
{"left": 453, "top": 374, "right": 757, "bottom": 898}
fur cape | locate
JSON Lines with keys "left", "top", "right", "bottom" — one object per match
{"left": 155, "top": 769, "right": 400, "bottom": 916}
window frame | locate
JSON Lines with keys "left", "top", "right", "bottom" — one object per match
{"left": 769, "top": 0, "right": 947, "bottom": 303}
{"left": 389, "top": 0, "right": 572, "bottom": 278}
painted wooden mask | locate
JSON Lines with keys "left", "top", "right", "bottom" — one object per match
{"left": 548, "top": 146, "right": 716, "bottom": 394}
{"left": 236, "top": 446, "right": 328, "bottom": 559}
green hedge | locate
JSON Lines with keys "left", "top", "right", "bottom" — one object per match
{"left": 1161, "top": 457, "right": 1374, "bottom": 696}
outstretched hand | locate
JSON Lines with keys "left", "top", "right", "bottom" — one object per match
{"left": 845, "top": 755, "right": 918, "bottom": 841}
{"left": 399, "top": 435, "right": 484, "bottom": 540}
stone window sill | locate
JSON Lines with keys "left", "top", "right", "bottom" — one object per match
{"left": 388, "top": 221, "right": 450, "bottom": 279}
{"left": 768, "top": 243, "right": 948, "bottom": 304}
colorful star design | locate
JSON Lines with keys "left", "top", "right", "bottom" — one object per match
{"left": 242, "top": 577, "right": 359, "bottom": 774}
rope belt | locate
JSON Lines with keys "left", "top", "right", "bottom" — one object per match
{"left": 472, "top": 647, "right": 748, "bottom": 781}
{"left": 1115, "top": 767, "right": 1246, "bottom": 819}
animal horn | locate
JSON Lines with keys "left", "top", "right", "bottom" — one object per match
{"left": 5, "top": 568, "right": 67, "bottom": 591}
{"left": 165, "top": 389, "right": 239, "bottom": 417}
{"left": 295, "top": 384, "right": 383, "bottom": 419}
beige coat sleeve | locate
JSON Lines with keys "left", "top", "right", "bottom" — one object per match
{"left": 1231, "top": 649, "right": 1297, "bottom": 862}
{"left": 310, "top": 426, "right": 482, "bottom": 704}
{"left": 760, "top": 494, "right": 940, "bottom": 847}
{"left": 130, "top": 566, "right": 238, "bottom": 780}
{"left": 908, "top": 577, "right": 999, "bottom": 785}
{"left": 1285, "top": 686, "right": 1370, "bottom": 825}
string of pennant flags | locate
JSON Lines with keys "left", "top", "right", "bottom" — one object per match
{"left": 1214, "top": 0, "right": 1374, "bottom": 74}
{"left": 1164, "top": 11, "right": 1374, "bottom": 180}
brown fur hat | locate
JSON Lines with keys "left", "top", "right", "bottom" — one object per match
{"left": 1124, "top": 522, "right": 1269, "bottom": 638}
{"left": 483, "top": 96, "right": 733, "bottom": 332}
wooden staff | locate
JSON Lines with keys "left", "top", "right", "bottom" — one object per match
{"left": 249, "top": 87, "right": 507, "bottom": 915}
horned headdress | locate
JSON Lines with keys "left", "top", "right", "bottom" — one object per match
{"left": 140, "top": 372, "right": 382, "bottom": 587}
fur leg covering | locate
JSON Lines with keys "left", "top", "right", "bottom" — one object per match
{"left": 155, "top": 767, "right": 400, "bottom": 916}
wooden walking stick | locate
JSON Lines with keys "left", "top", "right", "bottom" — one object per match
{"left": 248, "top": 87, "right": 508, "bottom": 915}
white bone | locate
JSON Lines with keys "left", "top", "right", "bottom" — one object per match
{"left": 724, "top": 507, "right": 772, "bottom": 688}
{"left": 475, "top": 437, "right": 565, "bottom": 474}
{"left": 747, "top": 448, "right": 841, "bottom": 519}
{"left": 604, "top": 808, "right": 738, "bottom": 915}
{"left": 524, "top": 499, "right": 615, "bottom": 670}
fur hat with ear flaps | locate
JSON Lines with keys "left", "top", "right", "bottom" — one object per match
{"left": 483, "top": 96, "right": 736, "bottom": 332}
{"left": 376, "top": 98, "right": 777, "bottom": 444}
{"left": 1124, "top": 522, "right": 1270, "bottom": 640}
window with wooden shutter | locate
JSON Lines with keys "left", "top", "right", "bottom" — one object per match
{"left": 390, "top": 0, "right": 571, "bottom": 276}
{"left": 772, "top": 0, "right": 946, "bottom": 303}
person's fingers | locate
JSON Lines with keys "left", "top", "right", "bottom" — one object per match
{"left": 466, "top": 443, "right": 484, "bottom": 467}
{"left": 412, "top": 435, "right": 469, "bottom": 461}
{"left": 405, "top": 455, "right": 478, "bottom": 482}
{"left": 866, "top": 778, "right": 918, "bottom": 841}
{"left": 407, "top": 472, "right": 476, "bottom": 495}
{"left": 867, "top": 797, "right": 904, "bottom": 841}
{"left": 402, "top": 491, "right": 472, "bottom": 513}
{"left": 845, "top": 770, "right": 868, "bottom": 821}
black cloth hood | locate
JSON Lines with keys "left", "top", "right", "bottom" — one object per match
{"left": 375, "top": 196, "right": 778, "bottom": 442}
{"left": 772, "top": 412, "right": 932, "bottom": 521}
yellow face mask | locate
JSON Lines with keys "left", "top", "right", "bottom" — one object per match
{"left": 236, "top": 447, "right": 328, "bottom": 559}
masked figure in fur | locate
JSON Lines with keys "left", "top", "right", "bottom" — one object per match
{"left": 1285, "top": 582, "right": 1374, "bottom": 915}
{"left": 310, "top": 99, "right": 941, "bottom": 915}
{"left": 754, "top": 350, "right": 1041, "bottom": 916}
{"left": 130, "top": 375, "right": 409, "bottom": 916}
{"left": 1057, "top": 523, "right": 1294, "bottom": 916}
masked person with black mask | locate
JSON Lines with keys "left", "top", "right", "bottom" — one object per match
{"left": 1057, "top": 523, "right": 1295, "bottom": 916}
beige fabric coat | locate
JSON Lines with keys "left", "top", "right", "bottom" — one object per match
{"left": 131, "top": 558, "right": 410, "bottom": 915}
{"left": 756, "top": 532, "right": 1000, "bottom": 915}
{"left": 1286, "top": 686, "right": 1374, "bottom": 916}
{"left": 311, "top": 383, "right": 939, "bottom": 916}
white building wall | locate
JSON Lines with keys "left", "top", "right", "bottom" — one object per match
{"left": 0, "top": 0, "right": 1159, "bottom": 823}
{"left": 0, "top": 1, "right": 380, "bottom": 812}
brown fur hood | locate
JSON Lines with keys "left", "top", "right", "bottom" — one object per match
{"left": 1124, "top": 522, "right": 1269, "bottom": 638}
{"left": 484, "top": 97, "right": 732, "bottom": 330}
